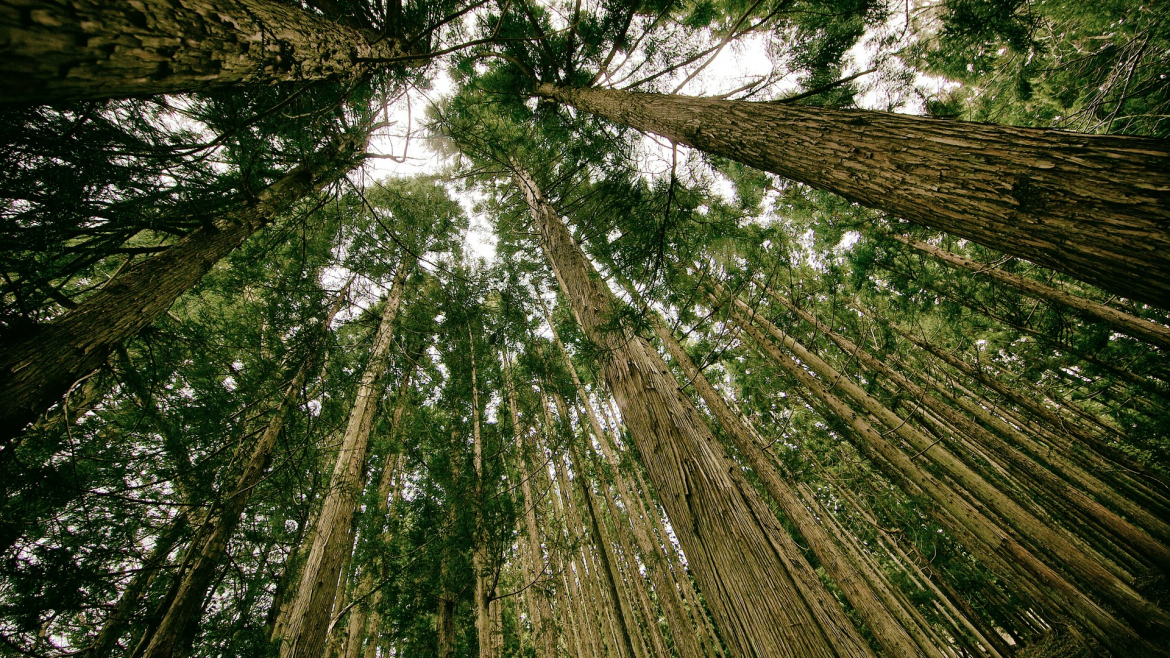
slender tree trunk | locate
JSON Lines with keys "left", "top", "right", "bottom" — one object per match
{"left": 504, "top": 355, "right": 559, "bottom": 658}
{"left": 534, "top": 83, "right": 1170, "bottom": 308}
{"left": 0, "top": 0, "right": 417, "bottom": 105}
{"left": 514, "top": 167, "right": 874, "bottom": 658}
{"left": 140, "top": 282, "right": 350, "bottom": 658}
{"left": 83, "top": 514, "right": 189, "bottom": 658}
{"left": 765, "top": 287, "right": 1170, "bottom": 571}
{"left": 279, "top": 261, "right": 408, "bottom": 658}
{"left": 536, "top": 311, "right": 709, "bottom": 658}
{"left": 468, "top": 328, "right": 494, "bottom": 658}
{"left": 645, "top": 302, "right": 943, "bottom": 658}
{"left": 0, "top": 133, "right": 366, "bottom": 450}
{"left": 891, "top": 234, "right": 1170, "bottom": 349}
{"left": 724, "top": 299, "right": 1166, "bottom": 655}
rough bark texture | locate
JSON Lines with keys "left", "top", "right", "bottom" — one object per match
{"left": 0, "top": 0, "right": 412, "bottom": 104}
{"left": 516, "top": 169, "right": 874, "bottom": 658}
{"left": 768, "top": 288, "right": 1170, "bottom": 571}
{"left": 279, "top": 262, "right": 408, "bottom": 658}
{"left": 893, "top": 235, "right": 1170, "bottom": 349}
{"left": 0, "top": 132, "right": 365, "bottom": 449}
{"left": 535, "top": 84, "right": 1170, "bottom": 308}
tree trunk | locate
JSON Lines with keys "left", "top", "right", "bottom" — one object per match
{"left": 534, "top": 83, "right": 1170, "bottom": 308}
{"left": 469, "top": 328, "right": 494, "bottom": 658}
{"left": 0, "top": 132, "right": 366, "bottom": 450}
{"left": 279, "top": 261, "right": 409, "bottom": 658}
{"left": 724, "top": 300, "right": 1166, "bottom": 655}
{"left": 536, "top": 312, "right": 709, "bottom": 658}
{"left": 140, "top": 281, "right": 350, "bottom": 658}
{"left": 765, "top": 287, "right": 1170, "bottom": 570}
{"left": 503, "top": 355, "right": 559, "bottom": 658}
{"left": 645, "top": 303, "right": 943, "bottom": 658}
{"left": 892, "top": 234, "right": 1170, "bottom": 350}
{"left": 0, "top": 0, "right": 415, "bottom": 105}
{"left": 515, "top": 167, "right": 875, "bottom": 658}
{"left": 84, "top": 513, "right": 189, "bottom": 658}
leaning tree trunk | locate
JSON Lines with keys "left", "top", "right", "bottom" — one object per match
{"left": 0, "top": 0, "right": 415, "bottom": 105}
{"left": 644, "top": 305, "right": 944, "bottom": 658}
{"left": 533, "top": 84, "right": 1170, "bottom": 309}
{"left": 279, "top": 261, "right": 409, "bottom": 658}
{"left": 514, "top": 167, "right": 875, "bottom": 658}
{"left": 0, "top": 131, "right": 366, "bottom": 451}
{"left": 723, "top": 300, "right": 1167, "bottom": 655}
{"left": 139, "top": 282, "right": 350, "bottom": 658}
{"left": 891, "top": 235, "right": 1170, "bottom": 350}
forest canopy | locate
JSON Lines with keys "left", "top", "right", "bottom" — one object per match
{"left": 0, "top": 0, "right": 1168, "bottom": 657}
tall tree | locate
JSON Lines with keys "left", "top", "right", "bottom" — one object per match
{"left": 515, "top": 166, "right": 875, "bottom": 658}
{"left": 532, "top": 83, "right": 1170, "bottom": 308}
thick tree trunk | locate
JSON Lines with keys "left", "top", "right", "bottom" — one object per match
{"left": 892, "top": 235, "right": 1170, "bottom": 349}
{"left": 279, "top": 261, "right": 408, "bottom": 658}
{"left": 140, "top": 282, "right": 349, "bottom": 658}
{"left": 515, "top": 168, "right": 874, "bottom": 658}
{"left": 534, "top": 84, "right": 1170, "bottom": 308}
{"left": 0, "top": 132, "right": 365, "bottom": 450}
{"left": 0, "top": 0, "right": 414, "bottom": 105}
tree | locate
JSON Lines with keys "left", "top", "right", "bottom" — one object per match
{"left": 532, "top": 83, "right": 1170, "bottom": 309}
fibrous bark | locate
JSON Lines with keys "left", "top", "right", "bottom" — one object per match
{"left": 534, "top": 84, "right": 1170, "bottom": 308}
{"left": 0, "top": 0, "right": 413, "bottom": 104}
{"left": 278, "top": 261, "right": 409, "bottom": 658}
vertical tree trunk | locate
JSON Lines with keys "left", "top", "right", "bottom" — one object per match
{"left": 534, "top": 83, "right": 1170, "bottom": 308}
{"left": 279, "top": 261, "right": 409, "bottom": 658}
{"left": 469, "top": 328, "right": 494, "bottom": 658}
{"left": 0, "top": 0, "right": 414, "bottom": 104}
{"left": 503, "top": 355, "right": 559, "bottom": 658}
{"left": 514, "top": 167, "right": 875, "bottom": 658}
{"left": 140, "top": 281, "right": 350, "bottom": 658}
{"left": 0, "top": 133, "right": 366, "bottom": 450}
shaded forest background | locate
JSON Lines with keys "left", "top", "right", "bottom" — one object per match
{"left": 0, "top": 0, "right": 1168, "bottom": 656}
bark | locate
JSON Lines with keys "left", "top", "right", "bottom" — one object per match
{"left": 0, "top": 132, "right": 366, "bottom": 449}
{"left": 140, "top": 281, "right": 350, "bottom": 658}
{"left": 515, "top": 168, "right": 874, "bottom": 658}
{"left": 0, "top": 0, "right": 417, "bottom": 105}
{"left": 724, "top": 300, "right": 1166, "bottom": 655}
{"left": 469, "top": 328, "right": 494, "bottom": 658}
{"left": 551, "top": 392, "right": 642, "bottom": 658}
{"left": 278, "top": 261, "right": 408, "bottom": 658}
{"left": 534, "top": 83, "right": 1170, "bottom": 308}
{"left": 503, "top": 356, "right": 559, "bottom": 658}
{"left": 892, "top": 234, "right": 1170, "bottom": 350}
{"left": 536, "top": 311, "right": 709, "bottom": 658}
{"left": 728, "top": 293, "right": 1169, "bottom": 628}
